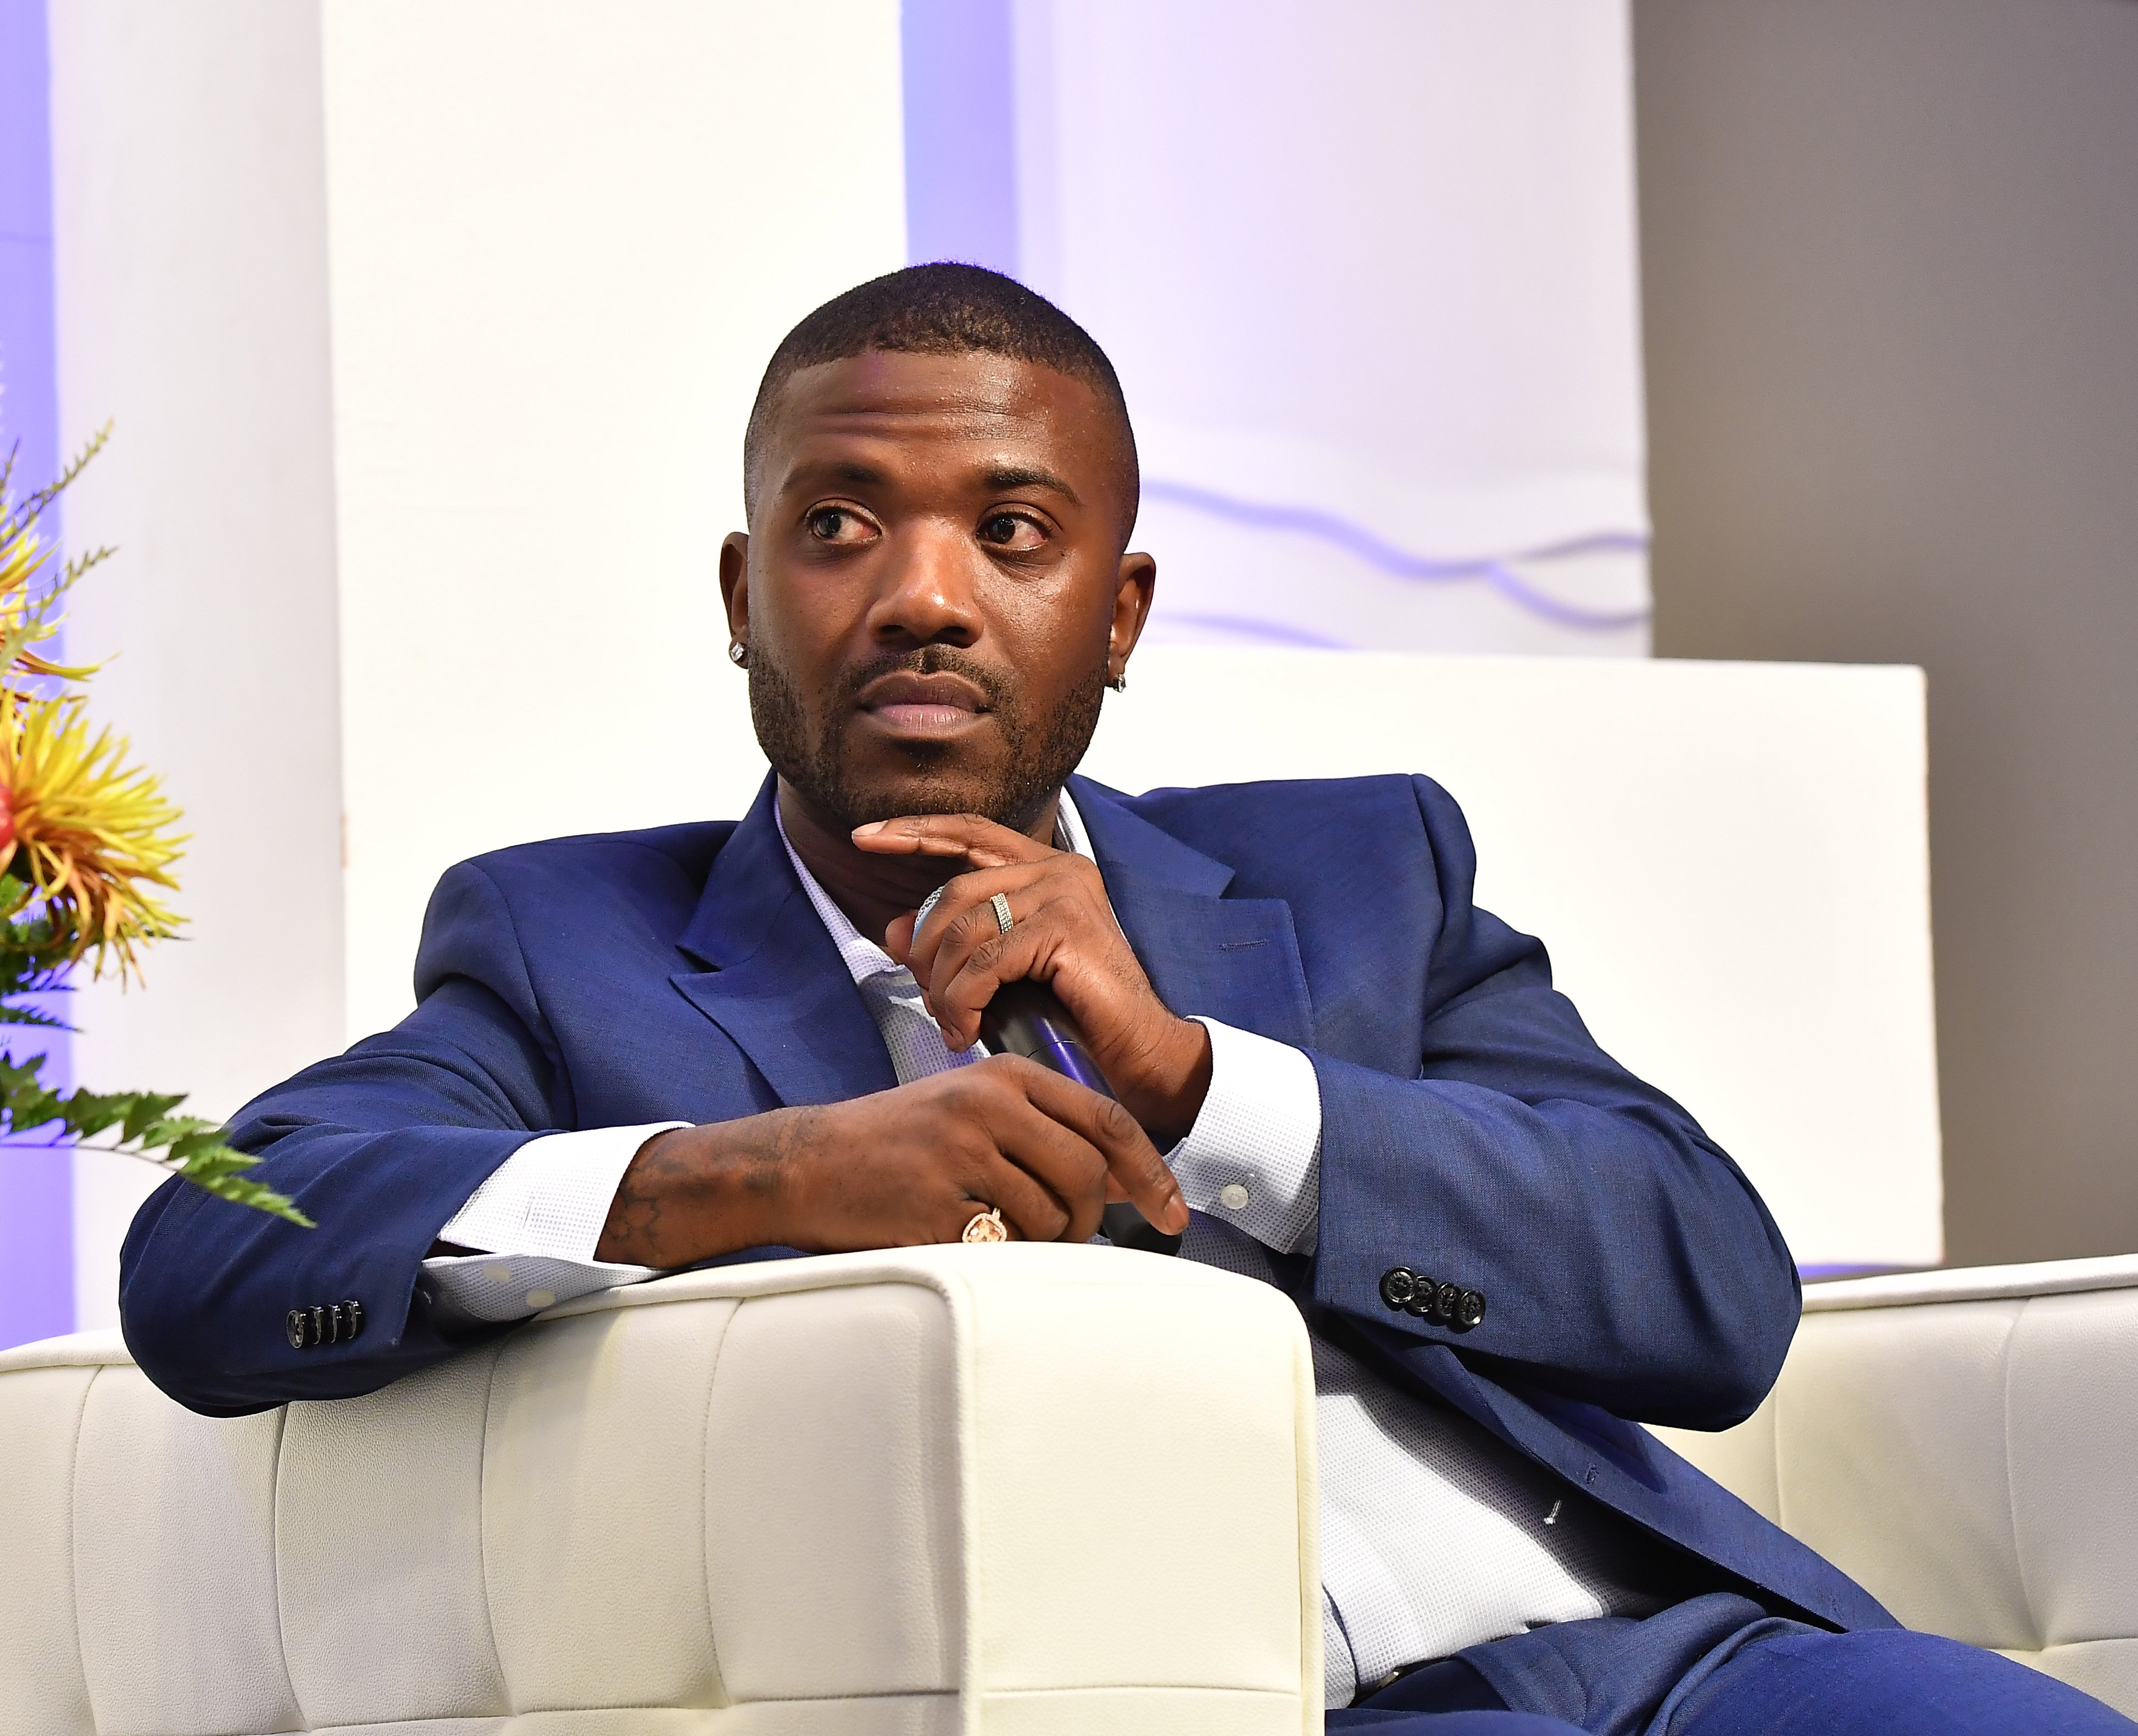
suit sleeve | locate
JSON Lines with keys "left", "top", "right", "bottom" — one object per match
{"left": 1307, "top": 776, "right": 1802, "bottom": 1432}
{"left": 118, "top": 861, "right": 565, "bottom": 1416}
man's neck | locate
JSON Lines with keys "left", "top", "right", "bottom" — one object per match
{"left": 775, "top": 777, "right": 1061, "bottom": 950}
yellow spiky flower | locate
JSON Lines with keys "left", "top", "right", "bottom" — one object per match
{"left": 0, "top": 430, "right": 307, "bottom": 1228}
{"left": 0, "top": 424, "right": 183, "bottom": 983}
{"left": 0, "top": 424, "right": 110, "bottom": 686}
{"left": 0, "top": 688, "right": 185, "bottom": 981}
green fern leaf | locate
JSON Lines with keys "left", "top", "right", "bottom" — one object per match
{"left": 162, "top": 1138, "right": 314, "bottom": 1228}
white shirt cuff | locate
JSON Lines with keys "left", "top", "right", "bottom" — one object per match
{"left": 437, "top": 1121, "right": 686, "bottom": 1260}
{"left": 1167, "top": 1018, "right": 1322, "bottom": 1255}
{"left": 422, "top": 1122, "right": 686, "bottom": 1325}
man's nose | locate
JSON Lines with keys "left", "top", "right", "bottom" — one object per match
{"left": 864, "top": 520, "right": 984, "bottom": 647}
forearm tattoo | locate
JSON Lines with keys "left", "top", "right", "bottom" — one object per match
{"left": 599, "top": 1110, "right": 803, "bottom": 1266}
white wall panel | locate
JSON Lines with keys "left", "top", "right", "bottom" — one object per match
{"left": 319, "top": 0, "right": 901, "bottom": 1037}
{"left": 1081, "top": 649, "right": 1942, "bottom": 1270}
{"left": 48, "top": 1, "right": 347, "bottom": 1328}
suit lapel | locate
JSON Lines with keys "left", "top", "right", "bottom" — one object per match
{"left": 1070, "top": 777, "right": 1315, "bottom": 1050}
{"left": 670, "top": 775, "right": 897, "bottom": 1107}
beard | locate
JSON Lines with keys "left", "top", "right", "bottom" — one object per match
{"left": 748, "top": 641, "right": 1107, "bottom": 833}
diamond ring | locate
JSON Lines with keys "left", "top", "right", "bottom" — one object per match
{"left": 960, "top": 1206, "right": 1009, "bottom": 1243}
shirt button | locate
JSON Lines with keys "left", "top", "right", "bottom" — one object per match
{"left": 525, "top": 1289, "right": 557, "bottom": 1310}
{"left": 1218, "top": 1182, "right": 1251, "bottom": 1211}
{"left": 484, "top": 1263, "right": 512, "bottom": 1283}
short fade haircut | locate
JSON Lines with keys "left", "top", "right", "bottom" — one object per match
{"left": 742, "top": 262, "right": 1138, "bottom": 534}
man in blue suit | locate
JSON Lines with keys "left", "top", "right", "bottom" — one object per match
{"left": 122, "top": 265, "right": 2127, "bottom": 1734}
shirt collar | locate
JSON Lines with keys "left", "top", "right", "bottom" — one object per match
{"left": 775, "top": 786, "right": 1095, "bottom": 988}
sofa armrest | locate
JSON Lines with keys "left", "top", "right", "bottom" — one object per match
{"left": 1651, "top": 1255, "right": 2138, "bottom": 1717}
{"left": 0, "top": 1243, "right": 1320, "bottom": 1736}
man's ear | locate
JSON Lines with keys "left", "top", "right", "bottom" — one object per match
{"left": 1109, "top": 550, "right": 1157, "bottom": 680}
{"left": 719, "top": 532, "right": 751, "bottom": 643}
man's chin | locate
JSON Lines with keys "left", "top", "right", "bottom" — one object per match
{"left": 838, "top": 771, "right": 1039, "bottom": 830}
{"left": 781, "top": 697, "right": 1094, "bottom": 836}
{"left": 789, "top": 744, "right": 1052, "bottom": 832}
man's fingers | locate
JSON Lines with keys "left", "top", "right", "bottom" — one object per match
{"left": 965, "top": 1147, "right": 1074, "bottom": 1243}
{"left": 978, "top": 1084, "right": 1112, "bottom": 1242}
{"left": 1009, "top": 1058, "right": 1188, "bottom": 1236}
{"left": 937, "top": 905, "right": 1087, "bottom": 1031}
{"left": 851, "top": 813, "right": 1047, "bottom": 869}
{"left": 905, "top": 866, "right": 1049, "bottom": 1025}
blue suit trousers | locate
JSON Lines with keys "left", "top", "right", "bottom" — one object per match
{"left": 1330, "top": 1593, "right": 2135, "bottom": 1735}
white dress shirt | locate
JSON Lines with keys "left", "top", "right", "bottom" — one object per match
{"left": 421, "top": 787, "right": 1671, "bottom": 1703}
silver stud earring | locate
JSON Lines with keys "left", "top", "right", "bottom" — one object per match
{"left": 728, "top": 642, "right": 749, "bottom": 668}
{"left": 1109, "top": 669, "right": 1128, "bottom": 693}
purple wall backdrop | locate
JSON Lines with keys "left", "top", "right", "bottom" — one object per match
{"left": 900, "top": 0, "right": 1019, "bottom": 274}
{"left": 0, "top": 0, "right": 75, "bottom": 1350}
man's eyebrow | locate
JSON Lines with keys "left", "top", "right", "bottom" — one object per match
{"left": 981, "top": 463, "right": 1081, "bottom": 505}
{"left": 781, "top": 457, "right": 893, "bottom": 493}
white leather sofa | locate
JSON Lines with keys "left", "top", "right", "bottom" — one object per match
{"left": 0, "top": 1244, "right": 1321, "bottom": 1736}
{"left": 5, "top": 1244, "right": 2136, "bottom": 1733}
{"left": 1653, "top": 1253, "right": 2138, "bottom": 1717}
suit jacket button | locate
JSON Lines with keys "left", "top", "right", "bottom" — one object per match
{"left": 337, "top": 1299, "right": 364, "bottom": 1343}
{"left": 1379, "top": 1266, "right": 1417, "bottom": 1310}
{"left": 285, "top": 1309, "right": 309, "bottom": 1350}
{"left": 1405, "top": 1276, "right": 1440, "bottom": 1318}
{"left": 1456, "top": 1288, "right": 1486, "bottom": 1331}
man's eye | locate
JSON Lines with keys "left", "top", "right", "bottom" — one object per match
{"left": 807, "top": 507, "right": 872, "bottom": 543}
{"left": 979, "top": 512, "right": 1044, "bottom": 551}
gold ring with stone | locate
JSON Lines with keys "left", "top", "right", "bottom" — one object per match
{"left": 961, "top": 1206, "right": 1009, "bottom": 1243}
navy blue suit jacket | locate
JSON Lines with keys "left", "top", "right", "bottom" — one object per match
{"left": 120, "top": 772, "right": 1894, "bottom": 1634}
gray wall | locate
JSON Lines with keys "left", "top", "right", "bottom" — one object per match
{"left": 1632, "top": 0, "right": 2138, "bottom": 1264}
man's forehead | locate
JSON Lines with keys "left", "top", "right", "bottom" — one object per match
{"left": 787, "top": 346, "right": 1055, "bottom": 408}
{"left": 762, "top": 351, "right": 1111, "bottom": 478}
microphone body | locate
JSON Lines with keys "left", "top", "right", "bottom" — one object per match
{"left": 976, "top": 979, "right": 1114, "bottom": 1096}
{"left": 913, "top": 889, "right": 1180, "bottom": 1254}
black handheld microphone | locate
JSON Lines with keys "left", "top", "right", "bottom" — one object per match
{"left": 915, "top": 890, "right": 1182, "bottom": 1255}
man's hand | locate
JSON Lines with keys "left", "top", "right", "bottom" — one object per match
{"left": 855, "top": 812, "right": 1214, "bottom": 1144}
{"left": 594, "top": 1054, "right": 1188, "bottom": 1269}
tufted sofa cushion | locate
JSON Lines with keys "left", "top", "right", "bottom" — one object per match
{"left": 1651, "top": 1255, "right": 2138, "bottom": 1718}
{"left": 0, "top": 1243, "right": 1320, "bottom": 1736}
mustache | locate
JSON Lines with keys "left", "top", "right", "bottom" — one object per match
{"left": 834, "top": 645, "right": 1015, "bottom": 711}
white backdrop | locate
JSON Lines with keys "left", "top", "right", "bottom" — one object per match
{"left": 51, "top": 1, "right": 347, "bottom": 1330}
{"left": 1010, "top": 0, "right": 1651, "bottom": 657}
{"left": 320, "top": 0, "right": 909, "bottom": 1043}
